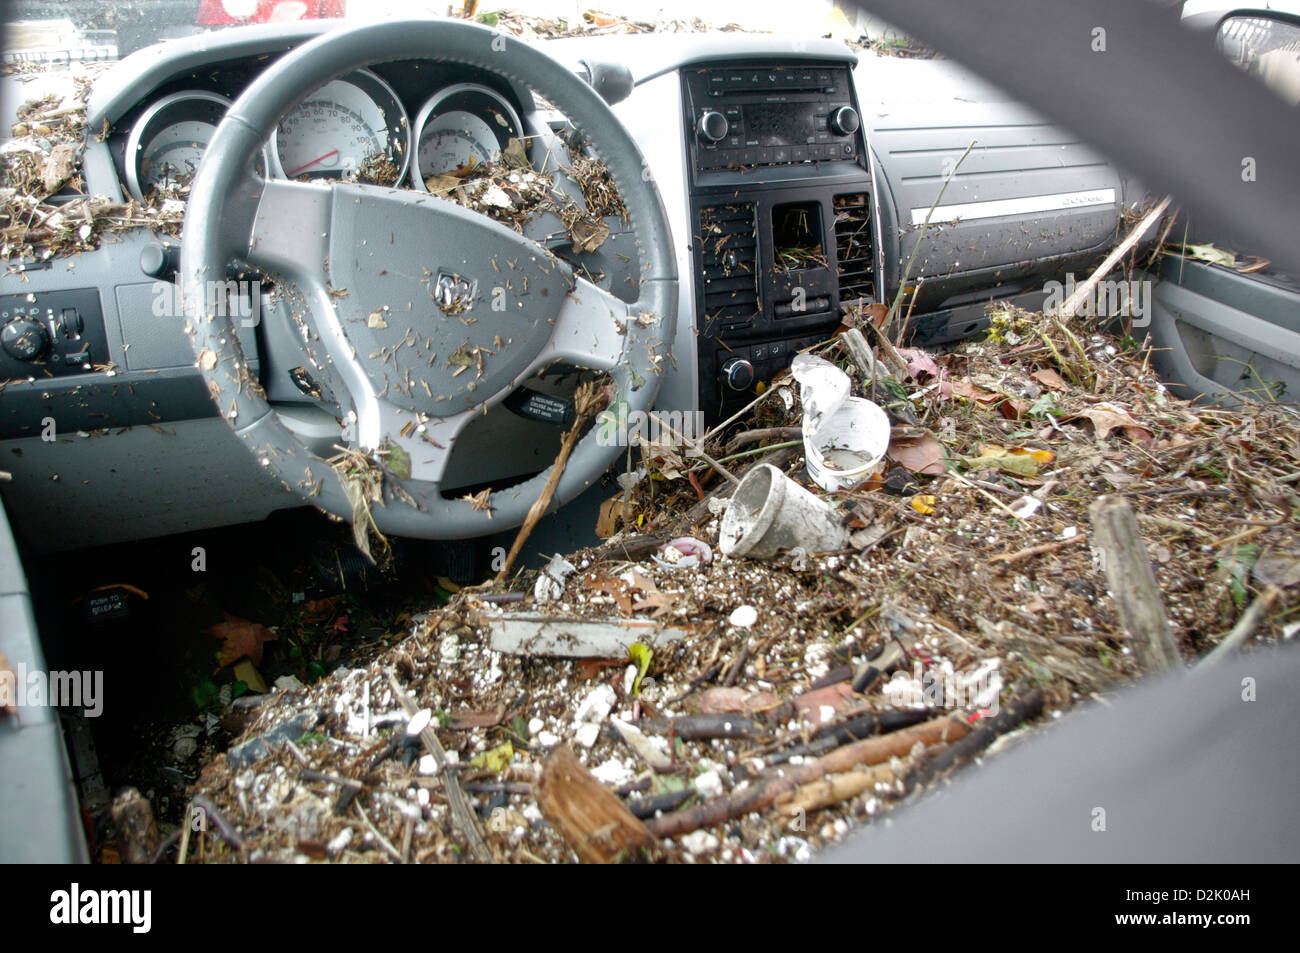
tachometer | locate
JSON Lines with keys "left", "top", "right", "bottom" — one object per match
{"left": 270, "top": 69, "right": 410, "bottom": 184}
{"left": 124, "top": 91, "right": 239, "bottom": 202}
{"left": 410, "top": 83, "right": 523, "bottom": 189}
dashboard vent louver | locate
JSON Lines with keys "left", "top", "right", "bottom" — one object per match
{"left": 698, "top": 203, "right": 759, "bottom": 325}
{"left": 833, "top": 192, "right": 876, "bottom": 304}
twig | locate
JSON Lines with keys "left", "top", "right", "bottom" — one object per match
{"left": 886, "top": 139, "right": 977, "bottom": 338}
{"left": 355, "top": 802, "right": 403, "bottom": 863}
{"left": 1059, "top": 196, "right": 1173, "bottom": 318}
{"left": 645, "top": 713, "right": 971, "bottom": 839}
{"left": 903, "top": 690, "right": 1044, "bottom": 793}
{"left": 989, "top": 534, "right": 1087, "bottom": 564}
{"left": 495, "top": 381, "right": 605, "bottom": 583}
{"left": 1199, "top": 585, "right": 1282, "bottom": 667}
{"left": 386, "top": 673, "right": 491, "bottom": 862}
{"left": 649, "top": 411, "right": 738, "bottom": 486}
{"left": 191, "top": 795, "right": 246, "bottom": 851}
{"left": 947, "top": 468, "right": 1025, "bottom": 520}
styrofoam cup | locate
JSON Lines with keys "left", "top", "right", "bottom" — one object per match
{"left": 718, "top": 464, "right": 850, "bottom": 560}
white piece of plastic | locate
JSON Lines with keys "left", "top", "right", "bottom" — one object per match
{"left": 791, "top": 353, "right": 891, "bottom": 491}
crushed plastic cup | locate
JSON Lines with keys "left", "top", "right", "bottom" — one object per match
{"left": 718, "top": 464, "right": 850, "bottom": 560}
{"left": 791, "top": 353, "right": 890, "bottom": 491}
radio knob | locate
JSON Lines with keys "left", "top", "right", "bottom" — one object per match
{"left": 698, "top": 110, "right": 729, "bottom": 143}
{"left": 2, "top": 318, "right": 51, "bottom": 362}
{"left": 829, "top": 105, "right": 860, "bottom": 136}
{"left": 720, "top": 357, "right": 755, "bottom": 391}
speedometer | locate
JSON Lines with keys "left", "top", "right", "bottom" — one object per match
{"left": 410, "top": 84, "right": 524, "bottom": 189}
{"left": 270, "top": 69, "right": 410, "bottom": 184}
{"left": 125, "top": 91, "right": 241, "bottom": 202}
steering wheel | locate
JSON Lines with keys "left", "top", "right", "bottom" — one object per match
{"left": 181, "top": 19, "right": 677, "bottom": 539}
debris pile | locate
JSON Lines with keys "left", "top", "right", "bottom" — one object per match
{"left": 1, "top": 66, "right": 187, "bottom": 263}
{"left": 174, "top": 305, "right": 1299, "bottom": 864}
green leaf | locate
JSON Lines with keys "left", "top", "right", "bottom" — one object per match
{"left": 384, "top": 441, "right": 411, "bottom": 481}
{"left": 476, "top": 11, "right": 499, "bottom": 26}
{"left": 628, "top": 642, "right": 653, "bottom": 696}
{"left": 1180, "top": 243, "right": 1237, "bottom": 269}
{"left": 1028, "top": 393, "right": 1058, "bottom": 418}
{"left": 231, "top": 680, "right": 248, "bottom": 700}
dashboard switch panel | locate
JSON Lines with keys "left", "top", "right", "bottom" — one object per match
{"left": 0, "top": 289, "right": 108, "bottom": 380}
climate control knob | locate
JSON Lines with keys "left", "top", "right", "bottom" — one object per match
{"left": 2, "top": 318, "right": 50, "bottom": 362}
{"left": 698, "top": 110, "right": 729, "bottom": 143}
{"left": 829, "top": 105, "right": 860, "bottom": 136}
{"left": 720, "top": 357, "right": 755, "bottom": 391}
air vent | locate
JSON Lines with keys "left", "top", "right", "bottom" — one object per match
{"left": 698, "top": 203, "right": 759, "bottom": 327}
{"left": 833, "top": 192, "right": 875, "bottom": 304}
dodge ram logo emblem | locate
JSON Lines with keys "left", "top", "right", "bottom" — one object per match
{"left": 433, "top": 272, "right": 476, "bottom": 315}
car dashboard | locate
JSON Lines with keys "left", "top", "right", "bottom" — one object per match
{"left": 0, "top": 21, "right": 1137, "bottom": 553}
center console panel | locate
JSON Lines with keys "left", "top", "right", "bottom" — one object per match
{"left": 682, "top": 59, "right": 876, "bottom": 424}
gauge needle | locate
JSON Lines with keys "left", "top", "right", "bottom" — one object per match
{"left": 286, "top": 149, "right": 340, "bottom": 177}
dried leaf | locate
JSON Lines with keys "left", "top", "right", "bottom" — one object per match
{"left": 207, "top": 613, "right": 278, "bottom": 668}
{"left": 897, "top": 347, "right": 939, "bottom": 380}
{"left": 888, "top": 432, "right": 946, "bottom": 475}
{"left": 964, "top": 444, "right": 1054, "bottom": 477}
{"left": 1031, "top": 368, "right": 1069, "bottom": 390}
{"left": 1074, "top": 402, "right": 1154, "bottom": 443}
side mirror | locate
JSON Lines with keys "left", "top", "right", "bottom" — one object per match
{"left": 1217, "top": 11, "right": 1300, "bottom": 105}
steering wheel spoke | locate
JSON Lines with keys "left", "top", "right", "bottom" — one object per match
{"left": 245, "top": 178, "right": 332, "bottom": 277}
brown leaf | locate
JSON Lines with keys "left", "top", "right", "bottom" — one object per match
{"left": 1031, "top": 368, "right": 1069, "bottom": 391}
{"left": 630, "top": 591, "right": 676, "bottom": 619}
{"left": 207, "top": 613, "right": 278, "bottom": 668}
{"left": 588, "top": 574, "right": 634, "bottom": 614}
{"left": 794, "top": 683, "right": 857, "bottom": 724}
{"left": 951, "top": 379, "right": 1002, "bottom": 403}
{"left": 595, "top": 494, "right": 631, "bottom": 538}
{"left": 888, "top": 432, "right": 946, "bottom": 475}
{"left": 1074, "top": 402, "right": 1154, "bottom": 444}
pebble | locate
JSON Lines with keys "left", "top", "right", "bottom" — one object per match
{"left": 728, "top": 605, "right": 758, "bottom": 627}
{"left": 682, "top": 830, "right": 719, "bottom": 854}
{"left": 693, "top": 769, "right": 725, "bottom": 800}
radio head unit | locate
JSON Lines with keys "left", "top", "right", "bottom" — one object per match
{"left": 683, "top": 63, "right": 862, "bottom": 173}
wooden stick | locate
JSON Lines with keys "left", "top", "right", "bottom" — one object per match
{"left": 989, "top": 534, "right": 1087, "bottom": 564}
{"left": 355, "top": 802, "right": 403, "bottom": 863}
{"left": 649, "top": 411, "right": 739, "bottom": 486}
{"left": 494, "top": 382, "right": 603, "bottom": 584}
{"left": 645, "top": 713, "right": 970, "bottom": 838}
{"left": 1199, "top": 585, "right": 1282, "bottom": 667}
{"left": 903, "top": 690, "right": 1043, "bottom": 793}
{"left": 386, "top": 673, "right": 491, "bottom": 862}
{"left": 1088, "top": 495, "right": 1181, "bottom": 671}
{"left": 1059, "top": 196, "right": 1173, "bottom": 318}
